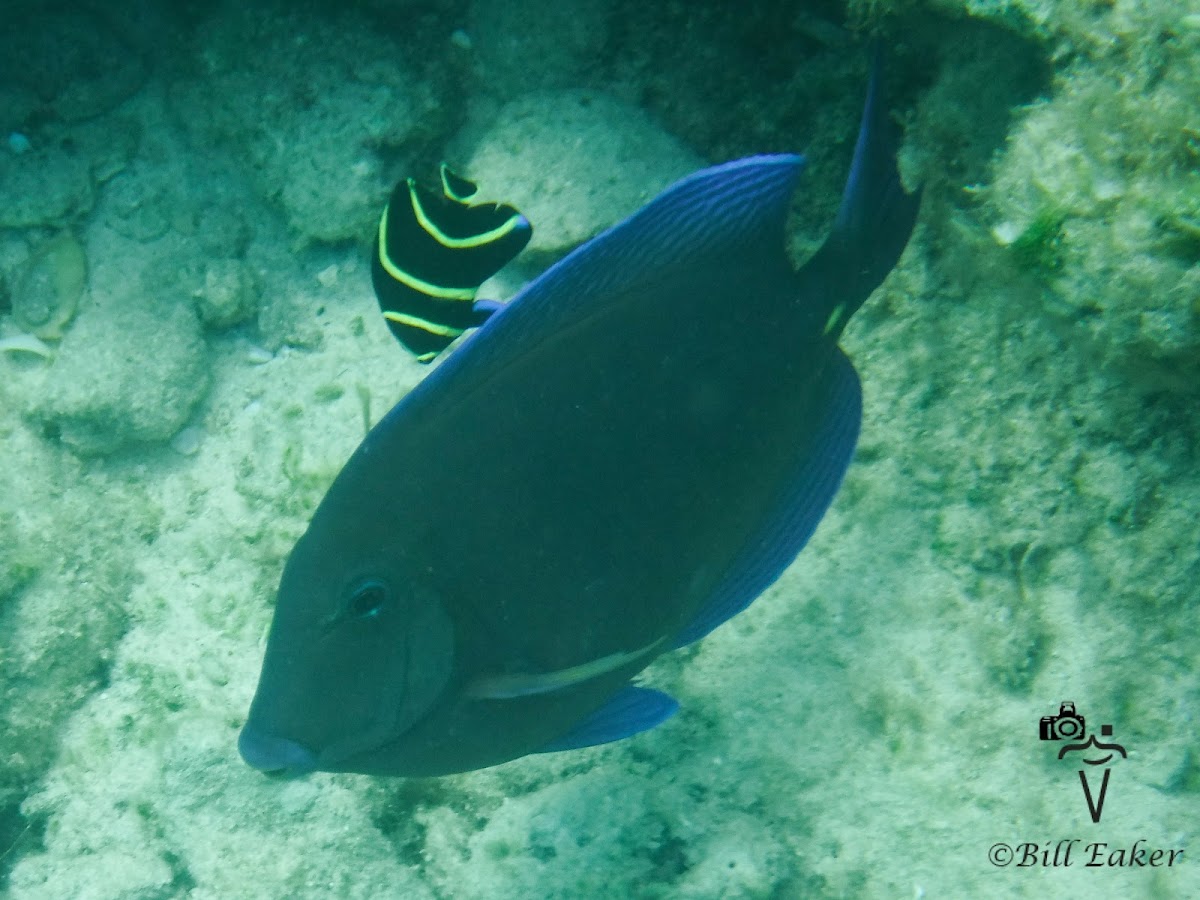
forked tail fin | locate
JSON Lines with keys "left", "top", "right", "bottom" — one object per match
{"left": 804, "top": 45, "right": 922, "bottom": 339}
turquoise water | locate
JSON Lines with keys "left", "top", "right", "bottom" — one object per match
{"left": 1, "top": 1, "right": 1196, "bottom": 897}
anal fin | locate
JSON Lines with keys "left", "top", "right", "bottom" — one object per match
{"left": 672, "top": 348, "right": 862, "bottom": 648}
{"left": 536, "top": 686, "right": 678, "bottom": 753}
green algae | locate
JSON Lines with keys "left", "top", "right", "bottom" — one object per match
{"left": 0, "top": 515, "right": 38, "bottom": 604}
{"left": 1009, "top": 207, "right": 1066, "bottom": 274}
{"left": 12, "top": 233, "right": 86, "bottom": 340}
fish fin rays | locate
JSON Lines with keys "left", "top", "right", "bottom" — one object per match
{"left": 536, "top": 686, "right": 679, "bottom": 753}
{"left": 417, "top": 155, "right": 805, "bottom": 385}
{"left": 673, "top": 349, "right": 862, "bottom": 649}
{"left": 519, "top": 154, "right": 803, "bottom": 315}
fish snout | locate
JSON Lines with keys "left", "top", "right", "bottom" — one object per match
{"left": 238, "top": 725, "right": 318, "bottom": 776}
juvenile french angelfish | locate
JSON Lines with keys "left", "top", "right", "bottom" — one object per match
{"left": 372, "top": 164, "right": 531, "bottom": 362}
{"left": 239, "top": 50, "right": 922, "bottom": 778}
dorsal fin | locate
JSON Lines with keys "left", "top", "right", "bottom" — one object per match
{"left": 410, "top": 154, "right": 804, "bottom": 390}
{"left": 484, "top": 154, "right": 801, "bottom": 339}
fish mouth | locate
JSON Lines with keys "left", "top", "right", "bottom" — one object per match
{"left": 238, "top": 725, "right": 318, "bottom": 777}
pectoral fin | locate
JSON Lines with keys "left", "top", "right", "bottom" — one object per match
{"left": 466, "top": 636, "right": 666, "bottom": 700}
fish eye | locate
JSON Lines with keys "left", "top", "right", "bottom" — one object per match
{"left": 345, "top": 579, "right": 389, "bottom": 620}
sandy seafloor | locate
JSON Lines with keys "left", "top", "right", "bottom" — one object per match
{"left": 1, "top": 0, "right": 1198, "bottom": 897}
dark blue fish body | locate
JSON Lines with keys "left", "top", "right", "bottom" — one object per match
{"left": 239, "top": 56, "right": 921, "bottom": 777}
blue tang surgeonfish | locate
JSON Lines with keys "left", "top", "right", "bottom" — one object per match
{"left": 238, "top": 51, "right": 921, "bottom": 777}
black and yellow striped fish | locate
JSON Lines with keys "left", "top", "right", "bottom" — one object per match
{"left": 371, "top": 165, "right": 532, "bottom": 363}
